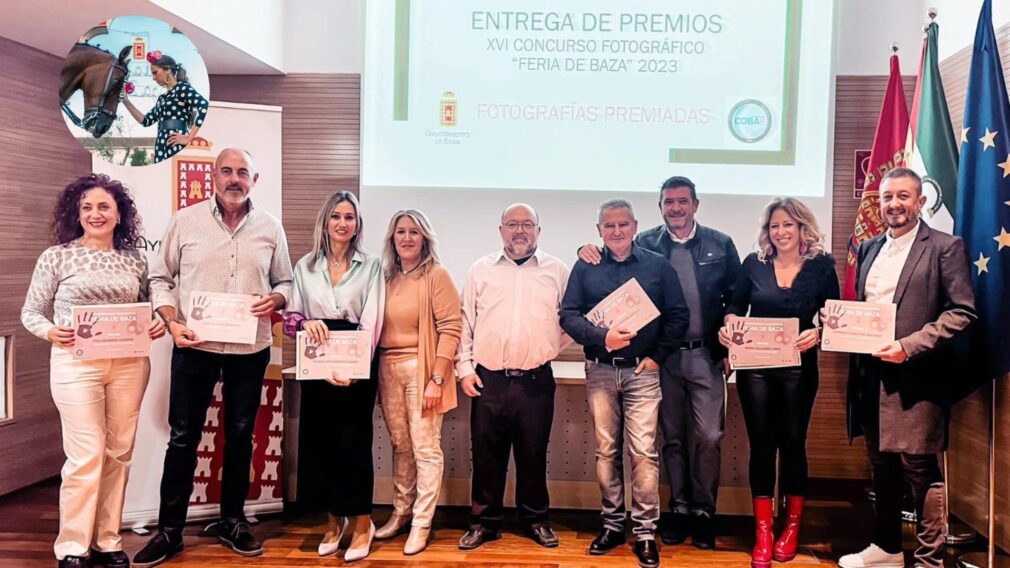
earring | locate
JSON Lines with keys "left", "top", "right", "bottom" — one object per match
{"left": 765, "top": 245, "right": 775, "bottom": 257}
{"left": 799, "top": 242, "right": 809, "bottom": 255}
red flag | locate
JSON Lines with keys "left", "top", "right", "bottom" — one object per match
{"left": 843, "top": 53, "right": 910, "bottom": 299}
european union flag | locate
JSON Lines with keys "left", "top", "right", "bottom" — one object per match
{"left": 955, "top": 0, "right": 1010, "bottom": 381}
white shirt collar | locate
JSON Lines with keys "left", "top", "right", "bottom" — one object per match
{"left": 884, "top": 220, "right": 919, "bottom": 251}
{"left": 495, "top": 247, "right": 543, "bottom": 266}
{"left": 666, "top": 221, "right": 698, "bottom": 244}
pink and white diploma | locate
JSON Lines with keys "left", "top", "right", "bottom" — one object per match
{"left": 588, "top": 277, "right": 660, "bottom": 334}
{"left": 71, "top": 302, "right": 152, "bottom": 360}
{"left": 185, "top": 292, "right": 258, "bottom": 345}
{"left": 295, "top": 331, "right": 371, "bottom": 380}
{"left": 820, "top": 299, "right": 896, "bottom": 354}
{"left": 726, "top": 316, "right": 801, "bottom": 370}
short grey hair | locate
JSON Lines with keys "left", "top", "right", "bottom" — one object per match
{"left": 597, "top": 199, "right": 636, "bottom": 224}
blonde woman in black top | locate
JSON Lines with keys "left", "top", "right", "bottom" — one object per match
{"left": 719, "top": 197, "right": 839, "bottom": 568}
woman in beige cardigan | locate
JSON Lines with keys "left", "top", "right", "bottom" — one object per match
{"left": 374, "top": 209, "right": 462, "bottom": 555}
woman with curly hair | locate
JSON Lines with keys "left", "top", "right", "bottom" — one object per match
{"left": 21, "top": 174, "right": 166, "bottom": 568}
{"left": 718, "top": 197, "right": 839, "bottom": 568}
{"left": 121, "top": 50, "right": 209, "bottom": 164}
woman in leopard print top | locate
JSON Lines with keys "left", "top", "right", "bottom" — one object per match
{"left": 21, "top": 174, "right": 166, "bottom": 568}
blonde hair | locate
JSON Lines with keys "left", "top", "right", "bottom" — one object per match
{"left": 756, "top": 197, "right": 826, "bottom": 262}
{"left": 308, "top": 191, "right": 362, "bottom": 270}
{"left": 382, "top": 209, "right": 441, "bottom": 281}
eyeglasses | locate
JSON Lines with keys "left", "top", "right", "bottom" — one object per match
{"left": 503, "top": 222, "right": 537, "bottom": 232}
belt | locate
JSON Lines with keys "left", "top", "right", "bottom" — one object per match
{"left": 159, "top": 119, "right": 189, "bottom": 132}
{"left": 593, "top": 356, "right": 641, "bottom": 368}
{"left": 484, "top": 363, "right": 550, "bottom": 378}
{"left": 679, "top": 338, "right": 708, "bottom": 350}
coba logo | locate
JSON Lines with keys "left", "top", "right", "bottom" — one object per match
{"left": 728, "top": 99, "right": 772, "bottom": 143}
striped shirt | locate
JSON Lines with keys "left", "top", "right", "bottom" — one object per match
{"left": 149, "top": 197, "right": 293, "bottom": 354}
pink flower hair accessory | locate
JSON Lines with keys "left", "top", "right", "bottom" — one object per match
{"left": 146, "top": 50, "right": 162, "bottom": 63}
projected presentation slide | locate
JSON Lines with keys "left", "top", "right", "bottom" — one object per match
{"left": 362, "top": 1, "right": 834, "bottom": 195}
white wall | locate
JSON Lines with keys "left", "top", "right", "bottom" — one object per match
{"left": 283, "top": 0, "right": 363, "bottom": 73}
{"left": 153, "top": 0, "right": 286, "bottom": 71}
{"left": 834, "top": 0, "right": 1010, "bottom": 76}
{"left": 929, "top": 0, "right": 1010, "bottom": 60}
{"left": 834, "top": 0, "right": 930, "bottom": 75}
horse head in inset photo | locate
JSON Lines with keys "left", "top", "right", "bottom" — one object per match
{"left": 59, "top": 43, "right": 131, "bottom": 138}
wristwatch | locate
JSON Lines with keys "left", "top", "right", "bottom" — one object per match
{"left": 430, "top": 374, "right": 445, "bottom": 386}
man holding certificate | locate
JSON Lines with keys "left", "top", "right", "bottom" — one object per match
{"left": 561, "top": 199, "right": 689, "bottom": 568}
{"left": 578, "top": 176, "right": 741, "bottom": 548}
{"left": 135, "top": 148, "right": 293, "bottom": 566}
{"left": 839, "top": 169, "right": 975, "bottom": 568}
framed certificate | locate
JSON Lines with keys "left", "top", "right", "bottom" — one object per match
{"left": 296, "top": 330, "right": 371, "bottom": 380}
{"left": 185, "top": 292, "right": 258, "bottom": 345}
{"left": 70, "top": 302, "right": 152, "bottom": 360}
{"left": 727, "top": 316, "right": 800, "bottom": 370}
{"left": 587, "top": 277, "right": 660, "bottom": 334}
{"left": 820, "top": 299, "right": 896, "bottom": 354}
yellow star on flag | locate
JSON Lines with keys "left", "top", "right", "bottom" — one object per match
{"left": 995, "top": 227, "right": 1010, "bottom": 250}
{"left": 961, "top": 126, "right": 971, "bottom": 144}
{"left": 975, "top": 252, "right": 991, "bottom": 274}
{"left": 980, "top": 128, "right": 998, "bottom": 151}
{"left": 1000, "top": 155, "right": 1010, "bottom": 178}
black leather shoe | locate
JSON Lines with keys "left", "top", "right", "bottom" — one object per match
{"left": 691, "top": 513, "right": 715, "bottom": 549}
{"left": 90, "top": 548, "right": 130, "bottom": 567}
{"left": 589, "top": 528, "right": 626, "bottom": 555}
{"left": 660, "top": 512, "right": 690, "bottom": 545}
{"left": 634, "top": 539, "right": 661, "bottom": 567}
{"left": 524, "top": 523, "right": 559, "bottom": 548}
{"left": 58, "top": 556, "right": 90, "bottom": 568}
{"left": 458, "top": 526, "right": 500, "bottom": 550}
{"left": 218, "top": 520, "right": 263, "bottom": 557}
{"left": 133, "top": 532, "right": 183, "bottom": 567}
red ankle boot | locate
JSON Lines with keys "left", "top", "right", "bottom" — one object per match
{"left": 751, "top": 497, "right": 774, "bottom": 568}
{"left": 773, "top": 495, "right": 805, "bottom": 562}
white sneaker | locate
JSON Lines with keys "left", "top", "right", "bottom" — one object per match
{"left": 838, "top": 544, "right": 905, "bottom": 568}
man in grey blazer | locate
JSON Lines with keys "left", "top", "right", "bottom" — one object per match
{"left": 839, "top": 168, "right": 976, "bottom": 568}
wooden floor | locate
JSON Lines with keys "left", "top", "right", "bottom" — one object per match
{"left": 0, "top": 478, "right": 982, "bottom": 567}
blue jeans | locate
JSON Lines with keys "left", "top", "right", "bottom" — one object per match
{"left": 585, "top": 361, "right": 662, "bottom": 539}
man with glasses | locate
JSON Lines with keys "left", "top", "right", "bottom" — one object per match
{"left": 457, "top": 203, "right": 570, "bottom": 550}
{"left": 562, "top": 199, "right": 689, "bottom": 568}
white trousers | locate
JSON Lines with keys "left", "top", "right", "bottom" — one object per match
{"left": 49, "top": 347, "right": 149, "bottom": 559}
{"left": 378, "top": 357, "right": 444, "bottom": 528}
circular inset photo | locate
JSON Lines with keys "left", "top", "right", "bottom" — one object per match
{"left": 58, "top": 15, "right": 210, "bottom": 166}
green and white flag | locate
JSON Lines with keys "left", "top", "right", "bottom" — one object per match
{"left": 906, "top": 19, "right": 959, "bottom": 231}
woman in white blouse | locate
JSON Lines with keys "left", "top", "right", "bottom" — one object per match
{"left": 283, "top": 191, "right": 385, "bottom": 562}
{"left": 21, "top": 174, "right": 165, "bottom": 568}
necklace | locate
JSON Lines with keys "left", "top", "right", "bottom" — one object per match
{"left": 399, "top": 261, "right": 422, "bottom": 275}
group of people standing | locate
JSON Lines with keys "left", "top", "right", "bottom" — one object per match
{"left": 23, "top": 146, "right": 975, "bottom": 568}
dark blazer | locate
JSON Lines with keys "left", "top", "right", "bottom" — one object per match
{"left": 846, "top": 222, "right": 976, "bottom": 453}
{"left": 635, "top": 223, "right": 741, "bottom": 360}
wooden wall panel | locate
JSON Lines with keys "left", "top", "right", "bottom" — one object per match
{"left": 939, "top": 22, "right": 1010, "bottom": 549}
{"left": 0, "top": 37, "right": 93, "bottom": 495}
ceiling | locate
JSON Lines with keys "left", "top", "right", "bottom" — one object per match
{"left": 0, "top": 0, "right": 283, "bottom": 74}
